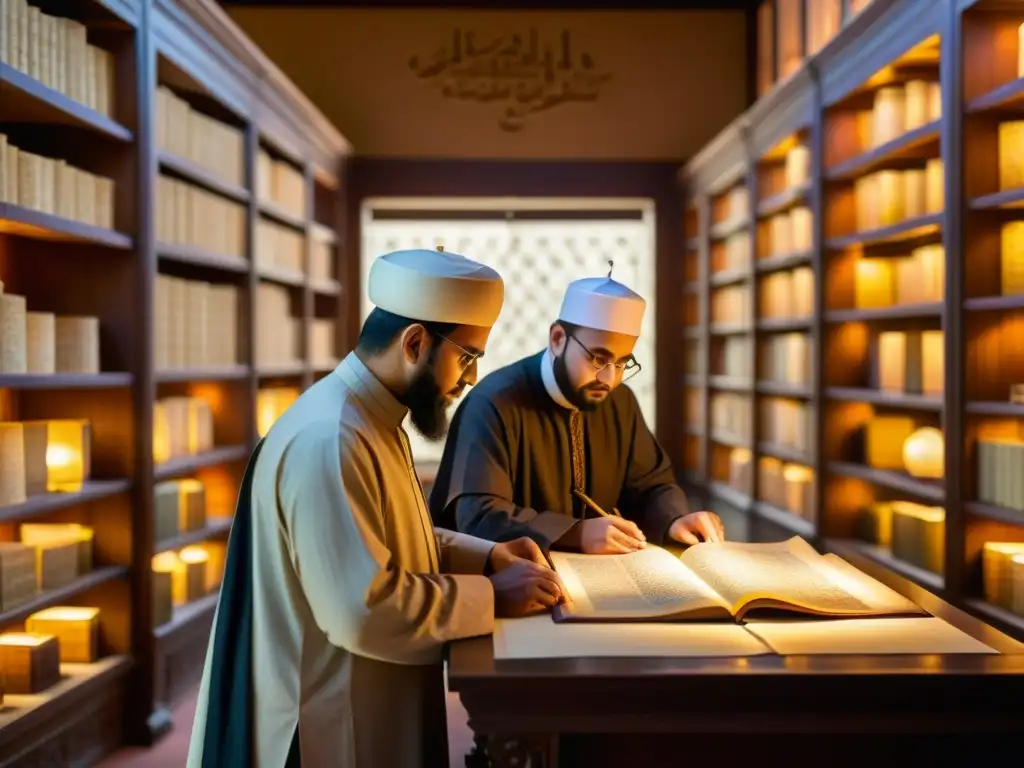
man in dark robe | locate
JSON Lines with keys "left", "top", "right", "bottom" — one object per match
{"left": 430, "top": 269, "right": 725, "bottom": 555}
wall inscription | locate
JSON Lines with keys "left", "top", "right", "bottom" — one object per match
{"left": 408, "top": 28, "right": 612, "bottom": 132}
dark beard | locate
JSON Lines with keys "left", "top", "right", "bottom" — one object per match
{"left": 403, "top": 360, "right": 450, "bottom": 440}
{"left": 553, "top": 351, "right": 609, "bottom": 412}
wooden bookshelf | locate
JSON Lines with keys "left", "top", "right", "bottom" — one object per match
{"left": 680, "top": 202, "right": 704, "bottom": 486}
{"left": 677, "top": 0, "right": 1024, "bottom": 643}
{"left": 0, "top": 0, "right": 350, "bottom": 761}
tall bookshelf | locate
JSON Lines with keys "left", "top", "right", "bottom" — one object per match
{"left": 677, "top": 0, "right": 1024, "bottom": 643}
{"left": 0, "top": 0, "right": 350, "bottom": 762}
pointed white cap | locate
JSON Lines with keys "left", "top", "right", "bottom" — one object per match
{"left": 558, "top": 275, "right": 646, "bottom": 336}
{"left": 368, "top": 247, "right": 504, "bottom": 327}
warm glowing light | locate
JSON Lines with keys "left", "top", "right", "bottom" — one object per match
{"left": 20, "top": 522, "right": 91, "bottom": 544}
{"left": 877, "top": 332, "right": 907, "bottom": 393}
{"left": 179, "top": 546, "right": 209, "bottom": 564}
{"left": 998, "top": 121, "right": 1024, "bottom": 192}
{"left": 782, "top": 465, "right": 812, "bottom": 483}
{"left": 921, "top": 330, "right": 943, "bottom": 397}
{"left": 731, "top": 447, "right": 752, "bottom": 464}
{"left": 187, "top": 398, "right": 214, "bottom": 454}
{"left": 257, "top": 387, "right": 300, "bottom": 437}
{"left": 174, "top": 546, "right": 209, "bottom": 604}
{"left": 854, "top": 258, "right": 895, "bottom": 308}
{"left": 866, "top": 417, "right": 916, "bottom": 470}
{"left": 152, "top": 552, "right": 182, "bottom": 573}
{"left": 0, "top": 632, "right": 49, "bottom": 647}
{"left": 42, "top": 420, "right": 90, "bottom": 492}
{"left": 890, "top": 501, "right": 944, "bottom": 523}
{"left": 925, "top": 158, "right": 944, "bottom": 213}
{"left": 30, "top": 606, "right": 99, "bottom": 622}
{"left": 872, "top": 87, "right": 905, "bottom": 147}
{"left": 902, "top": 427, "right": 944, "bottom": 479}
{"left": 1018, "top": 23, "right": 1024, "bottom": 79}
{"left": 784, "top": 145, "right": 810, "bottom": 188}
{"left": 153, "top": 402, "right": 171, "bottom": 463}
{"left": 1002, "top": 221, "right": 1024, "bottom": 296}
{"left": 782, "top": 464, "right": 813, "bottom": 517}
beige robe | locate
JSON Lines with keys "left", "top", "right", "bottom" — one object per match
{"left": 187, "top": 353, "right": 496, "bottom": 767}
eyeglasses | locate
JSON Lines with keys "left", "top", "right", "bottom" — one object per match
{"left": 568, "top": 336, "right": 642, "bottom": 382}
{"left": 435, "top": 333, "right": 483, "bottom": 370}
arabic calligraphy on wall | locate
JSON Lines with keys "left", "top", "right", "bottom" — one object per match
{"left": 408, "top": 28, "right": 612, "bottom": 132}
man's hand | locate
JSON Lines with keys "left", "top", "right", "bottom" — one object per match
{"left": 668, "top": 511, "right": 725, "bottom": 545}
{"left": 579, "top": 516, "right": 646, "bottom": 554}
{"left": 489, "top": 560, "right": 564, "bottom": 618}
{"left": 488, "top": 536, "right": 549, "bottom": 572}
{"left": 487, "top": 537, "right": 566, "bottom": 618}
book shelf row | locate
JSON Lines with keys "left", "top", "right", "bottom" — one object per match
{"left": 677, "top": 0, "right": 1024, "bottom": 642}
{"left": 0, "top": 0, "right": 350, "bottom": 761}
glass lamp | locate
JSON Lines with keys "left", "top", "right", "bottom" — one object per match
{"left": 902, "top": 427, "right": 944, "bottom": 479}
{"left": 45, "top": 419, "right": 91, "bottom": 492}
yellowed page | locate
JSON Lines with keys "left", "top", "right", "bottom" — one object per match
{"left": 493, "top": 614, "right": 772, "bottom": 659}
{"left": 744, "top": 617, "right": 998, "bottom": 655}
{"left": 820, "top": 553, "right": 925, "bottom": 615}
{"left": 550, "top": 546, "right": 728, "bottom": 620}
{"left": 679, "top": 537, "right": 874, "bottom": 616}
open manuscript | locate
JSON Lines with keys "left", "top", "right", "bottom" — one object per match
{"left": 551, "top": 536, "right": 926, "bottom": 623}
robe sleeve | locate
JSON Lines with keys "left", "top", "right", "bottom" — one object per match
{"left": 279, "top": 420, "right": 495, "bottom": 666}
{"left": 434, "top": 528, "right": 495, "bottom": 575}
{"left": 440, "top": 395, "right": 578, "bottom": 547}
{"left": 617, "top": 389, "right": 692, "bottom": 544}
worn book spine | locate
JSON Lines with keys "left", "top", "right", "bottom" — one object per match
{"left": 25, "top": 311, "right": 55, "bottom": 374}
{"left": 167, "top": 276, "right": 187, "bottom": 369}
{"left": 0, "top": 292, "right": 28, "bottom": 374}
{"left": 0, "top": 423, "right": 27, "bottom": 506}
{"left": 54, "top": 316, "right": 100, "bottom": 374}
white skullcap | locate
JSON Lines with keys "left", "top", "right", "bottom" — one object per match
{"left": 368, "top": 248, "right": 504, "bottom": 327}
{"left": 558, "top": 274, "right": 646, "bottom": 336}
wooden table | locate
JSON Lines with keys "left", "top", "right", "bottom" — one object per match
{"left": 448, "top": 548, "right": 1024, "bottom": 767}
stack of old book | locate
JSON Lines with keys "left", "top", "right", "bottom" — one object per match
{"left": 0, "top": 0, "right": 116, "bottom": 117}
{"left": 153, "top": 396, "right": 214, "bottom": 464}
{"left": 0, "top": 133, "right": 115, "bottom": 229}
{"left": 153, "top": 275, "right": 239, "bottom": 371}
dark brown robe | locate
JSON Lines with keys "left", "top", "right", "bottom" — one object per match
{"left": 429, "top": 350, "right": 691, "bottom": 547}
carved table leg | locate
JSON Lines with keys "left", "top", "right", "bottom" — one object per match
{"left": 470, "top": 734, "right": 557, "bottom": 768}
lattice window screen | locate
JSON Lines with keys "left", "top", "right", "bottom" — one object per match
{"left": 361, "top": 211, "right": 657, "bottom": 463}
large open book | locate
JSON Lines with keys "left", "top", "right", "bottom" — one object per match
{"left": 551, "top": 536, "right": 926, "bottom": 622}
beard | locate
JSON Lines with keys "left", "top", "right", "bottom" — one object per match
{"left": 403, "top": 359, "right": 459, "bottom": 440}
{"left": 553, "top": 351, "right": 610, "bottom": 412}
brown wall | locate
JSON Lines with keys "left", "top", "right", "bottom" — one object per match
{"left": 226, "top": 7, "right": 750, "bottom": 160}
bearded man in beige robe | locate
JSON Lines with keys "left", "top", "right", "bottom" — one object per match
{"left": 188, "top": 248, "right": 564, "bottom": 768}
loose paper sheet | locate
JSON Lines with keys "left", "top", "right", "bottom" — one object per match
{"left": 744, "top": 617, "right": 999, "bottom": 656}
{"left": 493, "top": 614, "right": 771, "bottom": 660}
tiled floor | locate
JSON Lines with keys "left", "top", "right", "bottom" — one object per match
{"left": 97, "top": 685, "right": 475, "bottom": 768}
